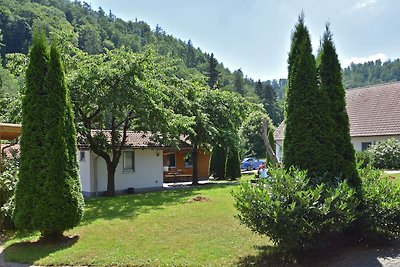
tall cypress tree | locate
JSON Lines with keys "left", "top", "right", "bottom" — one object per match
{"left": 14, "top": 29, "right": 49, "bottom": 230}
{"left": 207, "top": 53, "right": 219, "bottom": 89}
{"left": 14, "top": 31, "right": 84, "bottom": 242}
{"left": 210, "top": 145, "right": 227, "bottom": 180}
{"left": 233, "top": 69, "right": 245, "bottom": 96}
{"left": 318, "top": 25, "right": 361, "bottom": 189}
{"left": 225, "top": 146, "right": 241, "bottom": 180}
{"left": 283, "top": 14, "right": 335, "bottom": 179}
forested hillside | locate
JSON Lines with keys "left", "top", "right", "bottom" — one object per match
{"left": 343, "top": 59, "right": 400, "bottom": 88}
{"left": 2, "top": 0, "right": 398, "bottom": 126}
{"left": 0, "top": 0, "right": 288, "bottom": 124}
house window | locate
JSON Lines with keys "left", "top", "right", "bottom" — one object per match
{"left": 79, "top": 151, "right": 86, "bottom": 161}
{"left": 184, "top": 152, "right": 194, "bottom": 167}
{"left": 166, "top": 153, "right": 176, "bottom": 167}
{"left": 361, "top": 142, "right": 372, "bottom": 151}
{"left": 123, "top": 151, "right": 135, "bottom": 172}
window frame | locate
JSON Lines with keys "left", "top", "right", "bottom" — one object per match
{"left": 79, "top": 151, "right": 86, "bottom": 161}
{"left": 361, "top": 142, "right": 372, "bottom": 151}
{"left": 184, "top": 152, "right": 194, "bottom": 167}
{"left": 123, "top": 150, "right": 135, "bottom": 172}
{"left": 166, "top": 153, "right": 176, "bottom": 167}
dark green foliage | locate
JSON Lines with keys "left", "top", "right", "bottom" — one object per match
{"left": 225, "top": 146, "right": 241, "bottom": 180}
{"left": 233, "top": 167, "right": 359, "bottom": 254}
{"left": 185, "top": 39, "right": 196, "bottom": 68}
{"left": 207, "top": 53, "right": 219, "bottom": 89}
{"left": 210, "top": 145, "right": 227, "bottom": 180}
{"left": 233, "top": 69, "right": 245, "bottom": 96}
{"left": 40, "top": 42, "right": 84, "bottom": 234}
{"left": 343, "top": 59, "right": 400, "bottom": 89}
{"left": 355, "top": 151, "right": 371, "bottom": 169}
{"left": 357, "top": 167, "right": 400, "bottom": 241}
{"left": 14, "top": 30, "right": 83, "bottom": 238}
{"left": 14, "top": 29, "right": 49, "bottom": 230}
{"left": 240, "top": 110, "right": 273, "bottom": 159}
{"left": 317, "top": 25, "right": 360, "bottom": 189}
{"left": 0, "top": 149, "right": 19, "bottom": 229}
{"left": 255, "top": 80, "right": 282, "bottom": 126}
{"left": 368, "top": 138, "right": 400, "bottom": 169}
{"left": 283, "top": 15, "right": 335, "bottom": 179}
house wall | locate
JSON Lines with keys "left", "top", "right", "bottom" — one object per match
{"left": 79, "top": 148, "right": 163, "bottom": 197}
{"left": 78, "top": 150, "right": 92, "bottom": 196}
{"left": 351, "top": 135, "right": 400, "bottom": 151}
{"left": 275, "top": 135, "right": 400, "bottom": 162}
{"left": 163, "top": 149, "right": 210, "bottom": 178}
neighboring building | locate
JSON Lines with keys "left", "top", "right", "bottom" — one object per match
{"left": 78, "top": 131, "right": 210, "bottom": 197}
{"left": 274, "top": 82, "right": 400, "bottom": 161}
{"left": 0, "top": 123, "right": 21, "bottom": 169}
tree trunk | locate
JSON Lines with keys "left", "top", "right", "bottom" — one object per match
{"left": 40, "top": 229, "right": 64, "bottom": 244}
{"left": 262, "top": 120, "right": 278, "bottom": 164}
{"left": 192, "top": 144, "right": 199, "bottom": 185}
{"left": 106, "top": 163, "right": 117, "bottom": 196}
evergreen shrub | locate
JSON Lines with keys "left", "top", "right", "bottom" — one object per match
{"left": 357, "top": 166, "right": 400, "bottom": 241}
{"left": 0, "top": 151, "right": 19, "bottom": 229}
{"left": 355, "top": 151, "right": 371, "bottom": 169}
{"left": 232, "top": 167, "right": 359, "bottom": 253}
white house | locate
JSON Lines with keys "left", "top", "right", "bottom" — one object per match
{"left": 78, "top": 131, "right": 165, "bottom": 197}
{"left": 274, "top": 82, "right": 400, "bottom": 161}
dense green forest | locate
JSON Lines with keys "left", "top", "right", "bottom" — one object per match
{"left": 0, "top": 0, "right": 286, "bottom": 124}
{"left": 343, "top": 59, "right": 400, "bottom": 88}
{"left": 1, "top": 0, "right": 399, "bottom": 127}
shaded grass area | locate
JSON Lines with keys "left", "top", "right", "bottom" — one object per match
{"left": 4, "top": 183, "right": 270, "bottom": 267}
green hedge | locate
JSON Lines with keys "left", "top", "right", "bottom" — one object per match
{"left": 232, "top": 167, "right": 359, "bottom": 253}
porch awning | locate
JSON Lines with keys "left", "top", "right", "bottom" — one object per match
{"left": 0, "top": 123, "right": 22, "bottom": 140}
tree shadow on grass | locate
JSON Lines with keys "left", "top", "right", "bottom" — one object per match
{"left": 237, "top": 237, "right": 400, "bottom": 267}
{"left": 2, "top": 234, "right": 78, "bottom": 265}
{"left": 81, "top": 183, "right": 235, "bottom": 225}
{"left": 237, "top": 245, "right": 301, "bottom": 267}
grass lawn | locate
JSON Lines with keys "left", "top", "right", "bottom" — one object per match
{"left": 383, "top": 172, "right": 400, "bottom": 183}
{"left": 4, "top": 182, "right": 270, "bottom": 266}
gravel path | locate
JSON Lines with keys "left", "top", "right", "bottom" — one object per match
{"left": 324, "top": 239, "right": 400, "bottom": 267}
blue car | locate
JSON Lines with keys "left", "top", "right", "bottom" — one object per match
{"left": 241, "top": 157, "right": 265, "bottom": 171}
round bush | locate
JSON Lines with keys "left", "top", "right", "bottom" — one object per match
{"left": 232, "top": 167, "right": 359, "bottom": 253}
{"left": 368, "top": 138, "right": 400, "bottom": 170}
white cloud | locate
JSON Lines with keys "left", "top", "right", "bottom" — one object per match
{"left": 354, "top": 0, "right": 377, "bottom": 9}
{"left": 342, "top": 53, "right": 387, "bottom": 67}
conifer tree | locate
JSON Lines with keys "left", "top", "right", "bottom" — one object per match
{"left": 226, "top": 146, "right": 241, "bottom": 180}
{"left": 14, "top": 30, "right": 84, "bottom": 242}
{"left": 233, "top": 69, "right": 245, "bottom": 96}
{"left": 210, "top": 145, "right": 227, "bottom": 180}
{"left": 283, "top": 14, "right": 335, "bottom": 179}
{"left": 14, "top": 29, "right": 49, "bottom": 230}
{"left": 207, "top": 53, "right": 219, "bottom": 89}
{"left": 318, "top": 25, "right": 361, "bottom": 189}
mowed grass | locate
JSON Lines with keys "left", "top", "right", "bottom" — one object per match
{"left": 383, "top": 172, "right": 400, "bottom": 183}
{"left": 4, "top": 183, "right": 270, "bottom": 266}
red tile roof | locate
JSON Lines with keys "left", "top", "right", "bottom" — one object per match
{"left": 79, "top": 130, "right": 191, "bottom": 149}
{"left": 274, "top": 82, "right": 400, "bottom": 141}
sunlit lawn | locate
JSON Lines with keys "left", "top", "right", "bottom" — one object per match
{"left": 383, "top": 172, "right": 400, "bottom": 183}
{"left": 4, "top": 181, "right": 270, "bottom": 267}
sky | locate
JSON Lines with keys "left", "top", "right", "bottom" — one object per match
{"left": 87, "top": 0, "right": 400, "bottom": 81}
